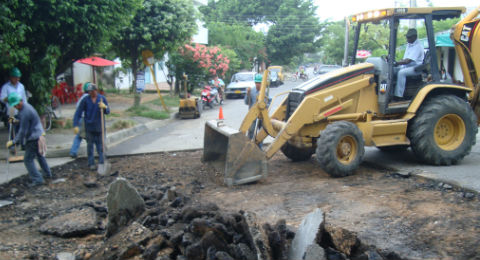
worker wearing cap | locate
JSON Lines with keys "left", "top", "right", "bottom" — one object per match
{"left": 1, "top": 67, "right": 29, "bottom": 144}
{"left": 5, "top": 92, "right": 52, "bottom": 187}
{"left": 69, "top": 82, "right": 90, "bottom": 158}
{"left": 73, "top": 83, "right": 109, "bottom": 170}
{"left": 393, "top": 28, "right": 424, "bottom": 101}
{"left": 1, "top": 67, "right": 28, "bottom": 108}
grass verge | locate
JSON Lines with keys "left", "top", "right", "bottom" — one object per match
{"left": 126, "top": 105, "right": 170, "bottom": 120}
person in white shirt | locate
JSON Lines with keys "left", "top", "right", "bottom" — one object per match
{"left": 1, "top": 67, "right": 28, "bottom": 109}
{"left": 393, "top": 29, "right": 424, "bottom": 101}
{"left": 1, "top": 67, "right": 28, "bottom": 147}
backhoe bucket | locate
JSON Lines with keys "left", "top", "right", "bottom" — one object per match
{"left": 203, "top": 120, "right": 267, "bottom": 186}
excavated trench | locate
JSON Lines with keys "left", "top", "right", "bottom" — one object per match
{"left": 0, "top": 150, "right": 479, "bottom": 260}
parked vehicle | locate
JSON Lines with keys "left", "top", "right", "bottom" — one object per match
{"left": 269, "top": 70, "right": 280, "bottom": 87}
{"left": 268, "top": 66, "right": 284, "bottom": 86}
{"left": 201, "top": 85, "right": 220, "bottom": 109}
{"left": 225, "top": 72, "right": 256, "bottom": 99}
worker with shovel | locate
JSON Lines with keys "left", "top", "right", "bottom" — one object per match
{"left": 5, "top": 92, "right": 52, "bottom": 187}
{"left": 73, "top": 83, "right": 109, "bottom": 171}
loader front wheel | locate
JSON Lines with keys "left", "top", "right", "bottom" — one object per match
{"left": 408, "top": 95, "right": 477, "bottom": 165}
{"left": 316, "top": 121, "right": 365, "bottom": 177}
{"left": 281, "top": 143, "right": 314, "bottom": 161}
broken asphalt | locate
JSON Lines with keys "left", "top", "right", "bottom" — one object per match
{"left": 1, "top": 98, "right": 479, "bottom": 195}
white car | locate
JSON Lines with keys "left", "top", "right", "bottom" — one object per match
{"left": 225, "top": 72, "right": 255, "bottom": 99}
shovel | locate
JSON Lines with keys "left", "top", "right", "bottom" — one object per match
{"left": 97, "top": 107, "right": 110, "bottom": 175}
{"left": 8, "top": 121, "right": 23, "bottom": 163}
{"left": 5, "top": 122, "right": 12, "bottom": 177}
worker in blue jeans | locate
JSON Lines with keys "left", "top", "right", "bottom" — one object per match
{"left": 73, "top": 83, "right": 109, "bottom": 170}
{"left": 69, "top": 82, "right": 90, "bottom": 158}
{"left": 6, "top": 92, "right": 51, "bottom": 187}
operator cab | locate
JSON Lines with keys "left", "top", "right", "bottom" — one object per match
{"left": 349, "top": 7, "right": 465, "bottom": 115}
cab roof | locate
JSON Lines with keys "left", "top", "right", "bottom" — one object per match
{"left": 351, "top": 7, "right": 466, "bottom": 23}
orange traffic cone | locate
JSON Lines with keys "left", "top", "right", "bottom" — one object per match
{"left": 218, "top": 106, "right": 224, "bottom": 120}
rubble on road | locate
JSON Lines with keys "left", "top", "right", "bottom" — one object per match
{"left": 88, "top": 178, "right": 296, "bottom": 260}
{"left": 39, "top": 207, "right": 98, "bottom": 238}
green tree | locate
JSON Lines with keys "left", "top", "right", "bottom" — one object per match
{"left": 111, "top": 0, "right": 197, "bottom": 107}
{"left": 1, "top": 0, "right": 141, "bottom": 111}
{"left": 200, "top": 0, "right": 281, "bottom": 26}
{"left": 317, "top": 21, "right": 347, "bottom": 65}
{"left": 0, "top": 1, "right": 29, "bottom": 70}
{"left": 200, "top": 0, "right": 322, "bottom": 66}
{"left": 207, "top": 22, "right": 265, "bottom": 69}
{"left": 266, "top": 0, "right": 323, "bottom": 65}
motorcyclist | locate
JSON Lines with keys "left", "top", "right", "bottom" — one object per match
{"left": 210, "top": 75, "right": 225, "bottom": 104}
{"left": 299, "top": 66, "right": 306, "bottom": 78}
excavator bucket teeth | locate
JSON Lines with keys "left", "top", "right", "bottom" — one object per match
{"left": 203, "top": 120, "right": 267, "bottom": 186}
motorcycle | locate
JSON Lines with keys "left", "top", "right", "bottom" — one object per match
{"left": 201, "top": 85, "right": 220, "bottom": 109}
{"left": 299, "top": 72, "right": 309, "bottom": 81}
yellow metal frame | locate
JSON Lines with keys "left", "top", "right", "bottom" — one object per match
{"left": 239, "top": 5, "right": 480, "bottom": 161}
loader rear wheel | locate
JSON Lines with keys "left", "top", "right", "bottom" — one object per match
{"left": 315, "top": 121, "right": 365, "bottom": 177}
{"left": 281, "top": 143, "right": 314, "bottom": 161}
{"left": 408, "top": 95, "right": 477, "bottom": 165}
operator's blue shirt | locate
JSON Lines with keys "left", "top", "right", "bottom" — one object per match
{"left": 73, "top": 94, "right": 109, "bottom": 133}
{"left": 14, "top": 102, "right": 44, "bottom": 144}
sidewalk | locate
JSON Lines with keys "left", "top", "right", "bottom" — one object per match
{"left": 0, "top": 94, "right": 174, "bottom": 185}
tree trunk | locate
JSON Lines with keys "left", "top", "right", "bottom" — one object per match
{"left": 132, "top": 60, "right": 141, "bottom": 107}
{"left": 174, "top": 76, "right": 180, "bottom": 95}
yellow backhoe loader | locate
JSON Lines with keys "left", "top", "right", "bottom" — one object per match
{"left": 204, "top": 6, "right": 480, "bottom": 186}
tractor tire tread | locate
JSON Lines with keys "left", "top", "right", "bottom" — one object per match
{"left": 315, "top": 121, "right": 365, "bottom": 177}
{"left": 407, "top": 95, "right": 477, "bottom": 165}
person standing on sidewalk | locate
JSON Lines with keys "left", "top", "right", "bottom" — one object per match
{"left": 69, "top": 82, "right": 90, "bottom": 158}
{"left": 73, "top": 83, "right": 109, "bottom": 170}
{"left": 1, "top": 67, "right": 29, "bottom": 149}
{"left": 5, "top": 92, "right": 52, "bottom": 187}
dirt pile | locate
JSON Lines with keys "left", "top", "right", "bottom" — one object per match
{"left": 88, "top": 178, "right": 294, "bottom": 260}
{"left": 1, "top": 151, "right": 480, "bottom": 259}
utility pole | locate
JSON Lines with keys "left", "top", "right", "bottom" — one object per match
{"left": 343, "top": 17, "right": 350, "bottom": 67}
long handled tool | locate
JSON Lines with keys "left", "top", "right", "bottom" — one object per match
{"left": 8, "top": 121, "right": 23, "bottom": 163}
{"left": 5, "top": 122, "right": 13, "bottom": 177}
{"left": 97, "top": 107, "right": 110, "bottom": 175}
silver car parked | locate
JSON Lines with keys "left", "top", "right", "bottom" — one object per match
{"left": 225, "top": 72, "right": 255, "bottom": 99}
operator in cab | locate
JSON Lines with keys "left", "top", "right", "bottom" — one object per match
{"left": 393, "top": 28, "right": 424, "bottom": 101}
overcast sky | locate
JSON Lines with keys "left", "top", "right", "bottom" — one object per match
{"left": 315, "top": 0, "right": 479, "bottom": 21}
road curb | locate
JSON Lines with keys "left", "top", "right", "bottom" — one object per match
{"left": 46, "top": 118, "right": 174, "bottom": 159}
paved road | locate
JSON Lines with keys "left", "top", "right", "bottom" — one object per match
{"left": 108, "top": 78, "right": 301, "bottom": 155}
{"left": 109, "top": 72, "right": 480, "bottom": 192}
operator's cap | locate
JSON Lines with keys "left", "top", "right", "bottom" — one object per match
{"left": 87, "top": 83, "right": 98, "bottom": 92}
{"left": 7, "top": 92, "right": 22, "bottom": 107}
{"left": 406, "top": 28, "right": 417, "bottom": 37}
